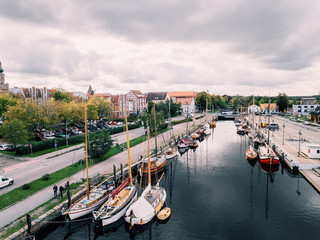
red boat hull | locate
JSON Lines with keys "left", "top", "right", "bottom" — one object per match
{"left": 259, "top": 157, "right": 279, "bottom": 165}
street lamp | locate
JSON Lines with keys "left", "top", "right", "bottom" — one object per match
{"left": 298, "top": 130, "right": 302, "bottom": 157}
{"left": 282, "top": 123, "right": 285, "bottom": 145}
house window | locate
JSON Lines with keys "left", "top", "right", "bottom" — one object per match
{"left": 317, "top": 150, "right": 320, "bottom": 154}
{"left": 298, "top": 110, "right": 301, "bottom": 112}
{"left": 304, "top": 106, "right": 308, "bottom": 108}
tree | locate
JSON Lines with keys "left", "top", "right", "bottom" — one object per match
{"left": 87, "top": 96, "right": 112, "bottom": 120}
{"left": 0, "top": 94, "right": 18, "bottom": 116}
{"left": 0, "top": 119, "right": 30, "bottom": 147}
{"left": 88, "top": 129, "right": 113, "bottom": 158}
{"left": 53, "top": 87, "right": 73, "bottom": 103}
{"left": 276, "top": 92, "right": 288, "bottom": 112}
{"left": 196, "top": 91, "right": 209, "bottom": 112}
{"left": 4, "top": 99, "right": 48, "bottom": 131}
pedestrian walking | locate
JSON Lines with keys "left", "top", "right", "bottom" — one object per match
{"left": 59, "top": 185, "right": 64, "bottom": 198}
{"left": 53, "top": 185, "right": 58, "bottom": 198}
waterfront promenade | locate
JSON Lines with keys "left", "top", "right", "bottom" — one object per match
{"left": 267, "top": 116, "right": 320, "bottom": 192}
{"left": 0, "top": 119, "right": 196, "bottom": 229}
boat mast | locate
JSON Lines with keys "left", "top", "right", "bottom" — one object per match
{"left": 267, "top": 97, "right": 270, "bottom": 145}
{"left": 252, "top": 96, "right": 255, "bottom": 149}
{"left": 124, "top": 106, "right": 133, "bottom": 186}
{"left": 84, "top": 103, "right": 90, "bottom": 199}
{"left": 147, "top": 125, "right": 151, "bottom": 186}
{"left": 154, "top": 103, "right": 157, "bottom": 157}
{"left": 169, "top": 101, "right": 171, "bottom": 141}
{"left": 206, "top": 94, "right": 208, "bottom": 123}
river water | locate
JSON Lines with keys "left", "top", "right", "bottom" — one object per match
{"left": 36, "top": 121, "right": 320, "bottom": 240}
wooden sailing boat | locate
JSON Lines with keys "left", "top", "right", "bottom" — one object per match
{"left": 246, "top": 96, "right": 258, "bottom": 160}
{"left": 258, "top": 99, "right": 279, "bottom": 165}
{"left": 189, "top": 112, "right": 199, "bottom": 148}
{"left": 125, "top": 125, "right": 167, "bottom": 227}
{"left": 92, "top": 106, "right": 137, "bottom": 226}
{"left": 191, "top": 113, "right": 199, "bottom": 139}
{"left": 165, "top": 102, "right": 179, "bottom": 160}
{"left": 62, "top": 104, "right": 114, "bottom": 220}
{"left": 139, "top": 104, "right": 167, "bottom": 176}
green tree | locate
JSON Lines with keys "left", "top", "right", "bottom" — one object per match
{"left": 87, "top": 96, "right": 112, "bottom": 120}
{"left": 4, "top": 99, "right": 48, "bottom": 131}
{"left": 196, "top": 91, "right": 209, "bottom": 112}
{"left": 53, "top": 87, "right": 73, "bottom": 103}
{"left": 276, "top": 92, "right": 288, "bottom": 112}
{"left": 0, "top": 119, "right": 30, "bottom": 147}
{"left": 0, "top": 94, "right": 18, "bottom": 116}
{"left": 88, "top": 129, "right": 113, "bottom": 158}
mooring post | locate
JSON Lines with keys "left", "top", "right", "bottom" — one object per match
{"left": 120, "top": 164, "right": 123, "bottom": 182}
{"left": 113, "top": 165, "right": 117, "bottom": 186}
{"left": 67, "top": 189, "right": 71, "bottom": 208}
{"left": 26, "top": 214, "right": 31, "bottom": 235}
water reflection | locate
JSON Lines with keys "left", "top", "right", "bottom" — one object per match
{"left": 37, "top": 121, "right": 320, "bottom": 240}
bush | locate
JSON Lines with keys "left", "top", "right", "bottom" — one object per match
{"left": 21, "top": 184, "right": 30, "bottom": 190}
{"left": 41, "top": 174, "right": 50, "bottom": 181}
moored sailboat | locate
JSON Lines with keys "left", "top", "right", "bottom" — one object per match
{"left": 92, "top": 106, "right": 137, "bottom": 226}
{"left": 125, "top": 126, "right": 167, "bottom": 228}
{"left": 139, "top": 104, "right": 167, "bottom": 176}
{"left": 62, "top": 104, "right": 114, "bottom": 220}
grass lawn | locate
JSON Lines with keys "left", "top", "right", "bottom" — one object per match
{"left": 0, "top": 134, "right": 149, "bottom": 211}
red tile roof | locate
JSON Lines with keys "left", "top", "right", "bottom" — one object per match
{"left": 168, "top": 91, "right": 197, "bottom": 98}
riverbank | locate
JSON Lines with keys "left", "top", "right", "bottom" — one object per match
{"left": 0, "top": 119, "right": 202, "bottom": 239}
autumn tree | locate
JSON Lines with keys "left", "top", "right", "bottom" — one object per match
{"left": 87, "top": 96, "right": 112, "bottom": 120}
{"left": 0, "top": 119, "right": 30, "bottom": 147}
{"left": 53, "top": 87, "right": 73, "bottom": 103}
{"left": 0, "top": 94, "right": 18, "bottom": 116}
{"left": 4, "top": 99, "right": 48, "bottom": 131}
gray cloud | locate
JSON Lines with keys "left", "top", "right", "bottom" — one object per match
{"left": 0, "top": 0, "right": 319, "bottom": 95}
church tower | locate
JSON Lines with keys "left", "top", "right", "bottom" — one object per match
{"left": 0, "top": 61, "right": 9, "bottom": 93}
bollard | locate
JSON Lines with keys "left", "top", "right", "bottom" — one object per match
{"left": 67, "top": 189, "right": 71, "bottom": 208}
{"left": 113, "top": 165, "right": 117, "bottom": 186}
{"left": 26, "top": 214, "right": 31, "bottom": 235}
{"left": 120, "top": 164, "right": 123, "bottom": 182}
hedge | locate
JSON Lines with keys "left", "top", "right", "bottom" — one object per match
{"left": 15, "top": 121, "right": 142, "bottom": 155}
{"left": 16, "top": 134, "right": 85, "bottom": 155}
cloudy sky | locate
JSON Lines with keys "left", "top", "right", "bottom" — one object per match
{"left": 0, "top": 0, "right": 319, "bottom": 96}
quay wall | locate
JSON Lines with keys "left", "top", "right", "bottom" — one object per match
{"left": 6, "top": 119, "right": 204, "bottom": 239}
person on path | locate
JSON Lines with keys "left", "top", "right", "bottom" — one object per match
{"left": 53, "top": 185, "right": 58, "bottom": 198}
{"left": 59, "top": 186, "right": 64, "bottom": 198}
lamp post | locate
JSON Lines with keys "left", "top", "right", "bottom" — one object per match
{"left": 282, "top": 123, "right": 285, "bottom": 145}
{"left": 298, "top": 130, "right": 302, "bottom": 157}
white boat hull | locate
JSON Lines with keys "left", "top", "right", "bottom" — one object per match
{"left": 101, "top": 191, "right": 137, "bottom": 226}
{"left": 68, "top": 197, "right": 107, "bottom": 220}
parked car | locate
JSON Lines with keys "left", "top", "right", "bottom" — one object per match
{"left": 267, "top": 123, "right": 279, "bottom": 130}
{"left": 0, "top": 176, "right": 14, "bottom": 188}
{"left": 0, "top": 144, "right": 10, "bottom": 151}
{"left": 304, "top": 121, "right": 311, "bottom": 125}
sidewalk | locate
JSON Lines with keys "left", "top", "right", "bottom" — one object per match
{"left": 0, "top": 120, "right": 196, "bottom": 229}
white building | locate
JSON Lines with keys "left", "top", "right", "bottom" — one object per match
{"left": 301, "top": 143, "right": 320, "bottom": 159}
{"left": 248, "top": 105, "right": 260, "bottom": 113}
{"left": 292, "top": 104, "right": 319, "bottom": 116}
{"left": 168, "top": 91, "right": 197, "bottom": 114}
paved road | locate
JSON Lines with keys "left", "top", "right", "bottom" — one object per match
{"left": 0, "top": 127, "right": 145, "bottom": 195}
{"left": 0, "top": 116, "right": 184, "bottom": 195}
